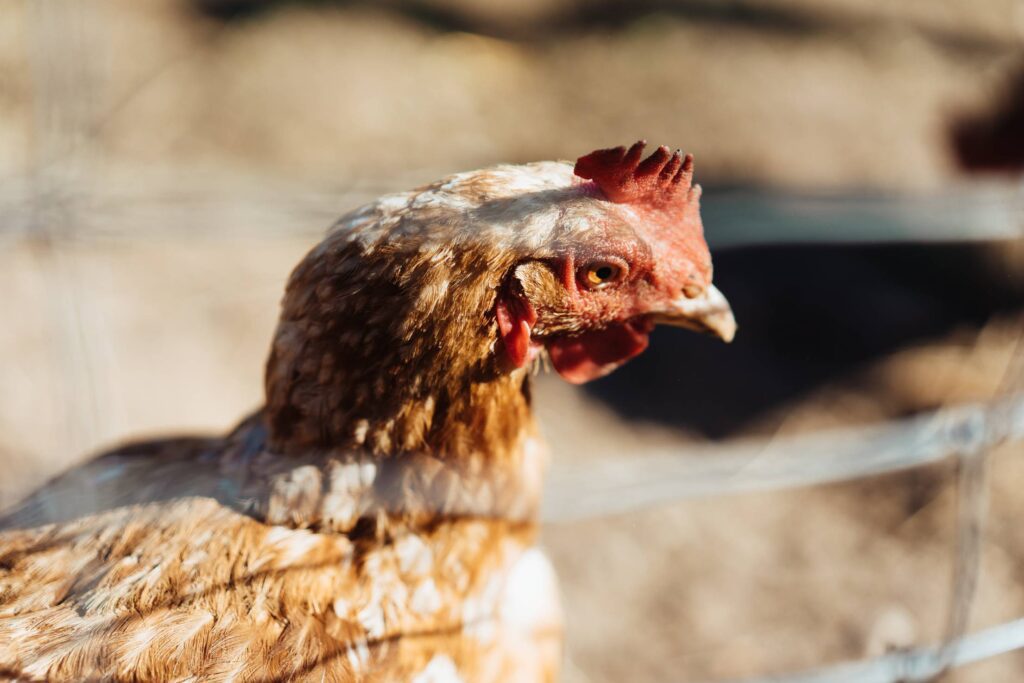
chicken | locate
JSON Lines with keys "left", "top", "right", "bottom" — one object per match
{"left": 0, "top": 142, "right": 734, "bottom": 681}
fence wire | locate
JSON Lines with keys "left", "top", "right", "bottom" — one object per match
{"left": 542, "top": 393, "right": 1019, "bottom": 522}
{"left": 723, "top": 617, "right": 1024, "bottom": 683}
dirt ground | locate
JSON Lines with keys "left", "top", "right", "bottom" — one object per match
{"left": 2, "top": 0, "right": 1021, "bottom": 190}
{"left": 3, "top": 1, "right": 1024, "bottom": 681}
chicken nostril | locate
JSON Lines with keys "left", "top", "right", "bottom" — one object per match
{"left": 682, "top": 283, "right": 704, "bottom": 299}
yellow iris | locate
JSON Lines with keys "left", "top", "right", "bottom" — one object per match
{"left": 585, "top": 263, "right": 619, "bottom": 288}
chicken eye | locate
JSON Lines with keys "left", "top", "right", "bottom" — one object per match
{"left": 582, "top": 261, "right": 624, "bottom": 289}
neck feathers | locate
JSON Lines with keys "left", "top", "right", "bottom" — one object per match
{"left": 263, "top": 231, "right": 535, "bottom": 466}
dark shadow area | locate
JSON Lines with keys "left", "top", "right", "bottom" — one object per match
{"left": 953, "top": 65, "right": 1024, "bottom": 173}
{"left": 190, "top": 0, "right": 1012, "bottom": 56}
{"left": 584, "top": 241, "right": 1024, "bottom": 438}
{"left": 191, "top": 0, "right": 834, "bottom": 35}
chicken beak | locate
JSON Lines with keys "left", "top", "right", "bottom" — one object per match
{"left": 651, "top": 284, "right": 737, "bottom": 342}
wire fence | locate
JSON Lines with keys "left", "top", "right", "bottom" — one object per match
{"left": 726, "top": 618, "right": 1024, "bottom": 683}
{"left": 7, "top": 2, "right": 1024, "bottom": 681}
{"left": 543, "top": 393, "right": 1015, "bottom": 522}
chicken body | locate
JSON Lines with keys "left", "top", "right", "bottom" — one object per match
{"left": 0, "top": 144, "right": 733, "bottom": 681}
{"left": 0, "top": 419, "right": 559, "bottom": 681}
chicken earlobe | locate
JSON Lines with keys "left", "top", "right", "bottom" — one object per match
{"left": 495, "top": 288, "right": 538, "bottom": 370}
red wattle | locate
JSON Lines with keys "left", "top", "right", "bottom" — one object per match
{"left": 547, "top": 320, "right": 652, "bottom": 384}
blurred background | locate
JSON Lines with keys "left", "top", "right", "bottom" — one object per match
{"left": 2, "top": 0, "right": 1024, "bottom": 680}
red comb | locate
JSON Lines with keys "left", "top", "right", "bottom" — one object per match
{"left": 574, "top": 141, "right": 695, "bottom": 205}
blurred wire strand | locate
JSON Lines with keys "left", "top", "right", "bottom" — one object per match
{"left": 542, "top": 392, "right": 1019, "bottom": 522}
{"left": 721, "top": 617, "right": 1024, "bottom": 683}
{"left": 2, "top": 175, "right": 1022, "bottom": 247}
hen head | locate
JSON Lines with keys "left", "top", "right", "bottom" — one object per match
{"left": 266, "top": 141, "right": 734, "bottom": 452}
{"left": 498, "top": 140, "right": 735, "bottom": 383}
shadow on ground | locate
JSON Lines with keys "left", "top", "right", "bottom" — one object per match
{"left": 190, "top": 0, "right": 1013, "bottom": 56}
